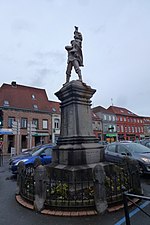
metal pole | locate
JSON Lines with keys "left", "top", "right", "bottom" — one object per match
{"left": 17, "top": 120, "right": 20, "bottom": 154}
{"left": 29, "top": 121, "right": 32, "bottom": 149}
{"left": 123, "top": 192, "right": 131, "bottom": 225}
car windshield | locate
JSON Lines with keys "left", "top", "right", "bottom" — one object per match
{"left": 32, "top": 146, "right": 53, "bottom": 156}
{"left": 31, "top": 145, "right": 43, "bottom": 154}
{"left": 123, "top": 142, "right": 150, "bottom": 153}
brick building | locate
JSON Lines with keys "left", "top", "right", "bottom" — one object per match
{"left": 92, "top": 111, "right": 103, "bottom": 140}
{"left": 143, "top": 117, "right": 150, "bottom": 139}
{"left": 0, "top": 82, "right": 61, "bottom": 155}
{"left": 107, "top": 106, "right": 144, "bottom": 141}
{"left": 48, "top": 100, "right": 60, "bottom": 144}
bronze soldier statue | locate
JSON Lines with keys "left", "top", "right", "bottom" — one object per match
{"left": 65, "top": 26, "right": 84, "bottom": 83}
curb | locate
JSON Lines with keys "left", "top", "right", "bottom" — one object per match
{"left": 16, "top": 194, "right": 140, "bottom": 216}
{"left": 16, "top": 195, "right": 98, "bottom": 217}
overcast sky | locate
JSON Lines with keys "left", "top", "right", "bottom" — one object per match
{"left": 0, "top": 0, "right": 150, "bottom": 116}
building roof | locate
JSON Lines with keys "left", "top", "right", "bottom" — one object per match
{"left": 92, "top": 105, "right": 114, "bottom": 115}
{"left": 0, "top": 82, "right": 50, "bottom": 112}
{"left": 143, "top": 117, "right": 150, "bottom": 125}
{"left": 107, "top": 105, "right": 138, "bottom": 117}
{"left": 92, "top": 111, "right": 101, "bottom": 121}
{"left": 48, "top": 100, "right": 60, "bottom": 114}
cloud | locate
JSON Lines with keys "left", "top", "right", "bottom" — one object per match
{"left": 27, "top": 60, "right": 44, "bottom": 67}
{"left": 11, "top": 19, "right": 33, "bottom": 34}
{"left": 116, "top": 95, "right": 128, "bottom": 107}
{"left": 35, "top": 51, "right": 65, "bottom": 65}
{"left": 30, "top": 67, "right": 60, "bottom": 87}
{"left": 93, "top": 25, "right": 106, "bottom": 34}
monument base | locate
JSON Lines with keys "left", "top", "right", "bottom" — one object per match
{"left": 53, "top": 142, "right": 104, "bottom": 165}
{"left": 47, "top": 162, "right": 109, "bottom": 214}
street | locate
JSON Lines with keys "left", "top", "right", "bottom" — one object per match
{"left": 0, "top": 156, "right": 150, "bottom": 225}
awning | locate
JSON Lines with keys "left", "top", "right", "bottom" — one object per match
{"left": 33, "top": 133, "right": 49, "bottom": 137}
{"left": 0, "top": 128, "right": 13, "bottom": 135}
{"left": 106, "top": 133, "right": 117, "bottom": 137}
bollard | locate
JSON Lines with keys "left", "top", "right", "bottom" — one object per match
{"left": 34, "top": 165, "right": 48, "bottom": 212}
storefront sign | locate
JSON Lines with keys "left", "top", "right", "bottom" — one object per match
{"left": 33, "top": 133, "right": 49, "bottom": 137}
{"left": 106, "top": 133, "right": 117, "bottom": 137}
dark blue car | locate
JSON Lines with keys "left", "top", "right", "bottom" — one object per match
{"left": 10, "top": 144, "right": 53, "bottom": 174}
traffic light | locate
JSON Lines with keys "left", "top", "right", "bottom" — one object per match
{"left": 0, "top": 110, "right": 3, "bottom": 128}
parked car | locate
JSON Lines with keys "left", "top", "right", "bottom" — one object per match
{"left": 104, "top": 142, "right": 150, "bottom": 174}
{"left": 140, "top": 139, "right": 150, "bottom": 148}
{"left": 10, "top": 144, "right": 53, "bottom": 174}
{"left": 99, "top": 141, "right": 108, "bottom": 148}
{"left": 9, "top": 145, "right": 42, "bottom": 165}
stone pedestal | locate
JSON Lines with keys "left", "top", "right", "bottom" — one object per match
{"left": 51, "top": 80, "right": 106, "bottom": 213}
{"left": 53, "top": 80, "right": 104, "bottom": 166}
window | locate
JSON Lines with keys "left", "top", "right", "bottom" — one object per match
{"left": 113, "top": 125, "right": 116, "bottom": 132}
{"left": 132, "top": 127, "right": 134, "bottom": 133}
{"left": 112, "top": 116, "right": 115, "bottom": 121}
{"left": 54, "top": 118, "right": 60, "bottom": 129}
{"left": 32, "top": 119, "right": 38, "bottom": 129}
{"left": 0, "top": 111, "right": 3, "bottom": 127}
{"left": 121, "top": 125, "right": 124, "bottom": 132}
{"left": 107, "top": 144, "right": 116, "bottom": 153}
{"left": 33, "top": 104, "right": 38, "bottom": 110}
{"left": 146, "top": 142, "right": 150, "bottom": 148}
{"left": 43, "top": 119, "right": 48, "bottom": 129}
{"left": 117, "top": 145, "right": 130, "bottom": 155}
{"left": 135, "top": 127, "right": 137, "bottom": 133}
{"left": 117, "top": 126, "right": 120, "bottom": 132}
{"left": 52, "top": 107, "right": 56, "bottom": 112}
{"left": 104, "top": 125, "right": 108, "bottom": 133}
{"left": 120, "top": 117, "right": 122, "bottom": 121}
{"left": 124, "top": 117, "right": 126, "bottom": 122}
{"left": 104, "top": 115, "right": 107, "bottom": 120}
{"left": 3, "top": 100, "right": 9, "bottom": 107}
{"left": 108, "top": 125, "right": 114, "bottom": 132}
{"left": 42, "top": 147, "right": 52, "bottom": 156}
{"left": 32, "top": 94, "right": 36, "bottom": 100}
{"left": 21, "top": 118, "right": 28, "bottom": 128}
{"left": 128, "top": 126, "right": 131, "bottom": 132}
{"left": 8, "top": 117, "right": 15, "bottom": 127}
{"left": 109, "top": 115, "right": 111, "bottom": 121}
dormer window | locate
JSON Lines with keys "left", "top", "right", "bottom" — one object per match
{"left": 3, "top": 100, "right": 9, "bottom": 107}
{"left": 32, "top": 94, "right": 36, "bottom": 100}
{"left": 52, "top": 107, "right": 56, "bottom": 112}
{"left": 33, "top": 104, "right": 38, "bottom": 110}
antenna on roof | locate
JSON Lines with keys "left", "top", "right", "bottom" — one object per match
{"left": 111, "top": 98, "right": 113, "bottom": 106}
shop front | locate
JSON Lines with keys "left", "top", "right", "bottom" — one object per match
{"left": 33, "top": 132, "right": 50, "bottom": 146}
{"left": 104, "top": 133, "right": 117, "bottom": 143}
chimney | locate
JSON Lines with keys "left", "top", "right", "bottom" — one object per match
{"left": 11, "top": 81, "right": 17, "bottom": 87}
